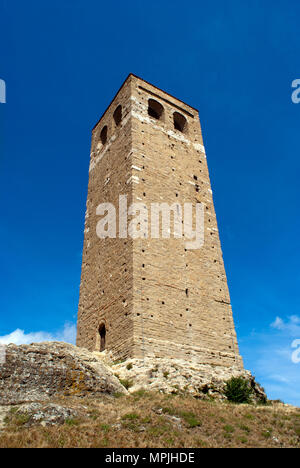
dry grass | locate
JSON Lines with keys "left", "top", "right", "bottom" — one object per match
{"left": 0, "top": 391, "right": 299, "bottom": 448}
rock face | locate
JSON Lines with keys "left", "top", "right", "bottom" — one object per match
{"left": 0, "top": 342, "right": 127, "bottom": 405}
{"left": 111, "top": 356, "right": 267, "bottom": 403}
{"left": 14, "top": 403, "right": 80, "bottom": 427}
{"left": 0, "top": 342, "right": 266, "bottom": 408}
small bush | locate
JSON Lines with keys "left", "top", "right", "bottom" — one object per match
{"left": 132, "top": 389, "right": 148, "bottom": 399}
{"left": 113, "top": 359, "right": 126, "bottom": 365}
{"left": 224, "top": 377, "right": 253, "bottom": 404}
{"left": 223, "top": 424, "right": 235, "bottom": 433}
{"left": 126, "top": 363, "right": 133, "bottom": 370}
{"left": 180, "top": 411, "right": 201, "bottom": 428}
{"left": 141, "top": 416, "right": 151, "bottom": 424}
{"left": 239, "top": 424, "right": 251, "bottom": 433}
{"left": 119, "top": 378, "right": 133, "bottom": 390}
{"left": 15, "top": 413, "right": 31, "bottom": 426}
{"left": 121, "top": 413, "right": 140, "bottom": 432}
{"left": 65, "top": 418, "right": 80, "bottom": 427}
{"left": 162, "top": 406, "right": 176, "bottom": 416}
{"left": 99, "top": 424, "right": 110, "bottom": 433}
{"left": 148, "top": 425, "right": 169, "bottom": 436}
{"left": 121, "top": 413, "right": 139, "bottom": 421}
{"left": 113, "top": 392, "right": 125, "bottom": 398}
{"left": 88, "top": 409, "right": 100, "bottom": 421}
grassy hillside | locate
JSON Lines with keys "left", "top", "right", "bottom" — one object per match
{"left": 0, "top": 391, "right": 299, "bottom": 448}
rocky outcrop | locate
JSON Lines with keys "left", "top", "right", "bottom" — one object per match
{"left": 0, "top": 342, "right": 127, "bottom": 405}
{"left": 0, "top": 342, "right": 266, "bottom": 408}
{"left": 12, "top": 402, "right": 80, "bottom": 427}
{"left": 111, "top": 356, "right": 267, "bottom": 403}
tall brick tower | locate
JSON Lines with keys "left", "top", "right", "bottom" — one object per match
{"left": 76, "top": 74, "right": 243, "bottom": 370}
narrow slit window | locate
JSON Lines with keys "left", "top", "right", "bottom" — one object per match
{"left": 99, "top": 324, "right": 106, "bottom": 352}
{"left": 173, "top": 112, "right": 187, "bottom": 133}
{"left": 113, "top": 105, "right": 122, "bottom": 126}
{"left": 148, "top": 99, "right": 164, "bottom": 120}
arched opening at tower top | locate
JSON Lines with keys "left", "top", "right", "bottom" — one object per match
{"left": 148, "top": 99, "right": 164, "bottom": 120}
{"left": 100, "top": 126, "right": 108, "bottom": 145}
{"left": 113, "top": 105, "right": 122, "bottom": 126}
{"left": 99, "top": 324, "right": 106, "bottom": 352}
{"left": 173, "top": 111, "right": 187, "bottom": 133}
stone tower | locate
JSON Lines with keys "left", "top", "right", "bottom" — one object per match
{"left": 76, "top": 74, "right": 243, "bottom": 370}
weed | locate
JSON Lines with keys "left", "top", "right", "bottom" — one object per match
{"left": 119, "top": 379, "right": 133, "bottom": 390}
{"left": 121, "top": 413, "right": 139, "bottom": 421}
{"left": 180, "top": 411, "right": 201, "bottom": 428}
{"left": 224, "top": 377, "right": 253, "bottom": 404}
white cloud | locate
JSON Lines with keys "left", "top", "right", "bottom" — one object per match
{"left": 271, "top": 315, "right": 300, "bottom": 336}
{"left": 240, "top": 314, "right": 300, "bottom": 407}
{"left": 0, "top": 322, "right": 76, "bottom": 346}
{"left": 268, "top": 374, "right": 290, "bottom": 384}
{"left": 271, "top": 316, "right": 284, "bottom": 330}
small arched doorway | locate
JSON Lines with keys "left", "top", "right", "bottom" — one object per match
{"left": 99, "top": 324, "right": 106, "bottom": 352}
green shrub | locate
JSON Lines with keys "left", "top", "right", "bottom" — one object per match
{"left": 239, "top": 424, "right": 251, "bottom": 433}
{"left": 65, "top": 418, "right": 80, "bottom": 427}
{"left": 99, "top": 424, "right": 110, "bottom": 433}
{"left": 113, "top": 359, "right": 126, "bottom": 365}
{"left": 15, "top": 413, "right": 31, "bottom": 426}
{"left": 162, "top": 406, "right": 176, "bottom": 416}
{"left": 224, "top": 377, "right": 253, "bottom": 404}
{"left": 132, "top": 389, "right": 148, "bottom": 398}
{"left": 88, "top": 409, "right": 100, "bottom": 421}
{"left": 121, "top": 413, "right": 139, "bottom": 421}
{"left": 113, "top": 392, "right": 125, "bottom": 398}
{"left": 180, "top": 411, "right": 201, "bottom": 428}
{"left": 223, "top": 424, "right": 235, "bottom": 433}
{"left": 119, "top": 378, "right": 133, "bottom": 390}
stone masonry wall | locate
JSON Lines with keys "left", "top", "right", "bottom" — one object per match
{"left": 76, "top": 77, "right": 134, "bottom": 358}
{"left": 77, "top": 74, "right": 243, "bottom": 370}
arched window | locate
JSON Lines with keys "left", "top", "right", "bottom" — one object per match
{"left": 100, "top": 126, "right": 108, "bottom": 145}
{"left": 173, "top": 112, "right": 187, "bottom": 133}
{"left": 148, "top": 99, "right": 164, "bottom": 120}
{"left": 113, "top": 105, "right": 122, "bottom": 126}
{"left": 99, "top": 324, "right": 106, "bottom": 352}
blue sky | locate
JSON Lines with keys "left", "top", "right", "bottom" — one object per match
{"left": 0, "top": 0, "right": 300, "bottom": 406}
